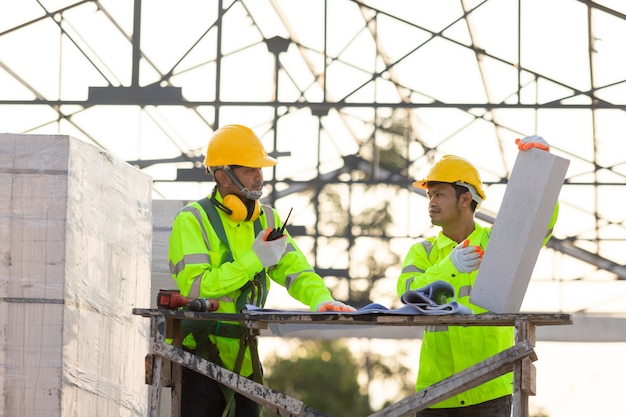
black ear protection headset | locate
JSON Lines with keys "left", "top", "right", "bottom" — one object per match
{"left": 210, "top": 187, "right": 260, "bottom": 222}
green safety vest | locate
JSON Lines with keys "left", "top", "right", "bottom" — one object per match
{"left": 168, "top": 190, "right": 336, "bottom": 376}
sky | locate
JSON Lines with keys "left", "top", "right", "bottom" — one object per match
{"left": 2, "top": 1, "right": 626, "bottom": 416}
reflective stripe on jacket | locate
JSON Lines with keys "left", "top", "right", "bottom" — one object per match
{"left": 168, "top": 191, "right": 335, "bottom": 375}
{"left": 397, "top": 203, "right": 557, "bottom": 408}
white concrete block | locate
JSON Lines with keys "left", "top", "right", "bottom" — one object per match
{"left": 0, "top": 134, "right": 153, "bottom": 417}
{"left": 470, "top": 149, "right": 570, "bottom": 313}
{"left": 151, "top": 199, "right": 191, "bottom": 308}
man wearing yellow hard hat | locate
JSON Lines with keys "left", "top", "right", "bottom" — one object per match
{"left": 168, "top": 124, "right": 355, "bottom": 417}
{"left": 397, "top": 136, "right": 557, "bottom": 417}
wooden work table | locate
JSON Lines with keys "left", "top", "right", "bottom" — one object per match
{"left": 132, "top": 308, "right": 572, "bottom": 417}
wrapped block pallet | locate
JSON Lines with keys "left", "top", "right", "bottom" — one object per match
{"left": 151, "top": 200, "right": 189, "bottom": 309}
{"left": 0, "top": 134, "right": 152, "bottom": 417}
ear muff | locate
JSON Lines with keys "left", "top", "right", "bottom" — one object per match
{"left": 211, "top": 193, "right": 260, "bottom": 222}
{"left": 245, "top": 199, "right": 261, "bottom": 222}
{"left": 222, "top": 195, "right": 260, "bottom": 222}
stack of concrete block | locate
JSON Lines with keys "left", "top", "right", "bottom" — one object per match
{"left": 151, "top": 200, "right": 190, "bottom": 307}
{"left": 0, "top": 134, "right": 152, "bottom": 417}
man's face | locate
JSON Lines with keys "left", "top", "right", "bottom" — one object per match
{"left": 426, "top": 183, "right": 463, "bottom": 226}
{"left": 229, "top": 166, "right": 264, "bottom": 198}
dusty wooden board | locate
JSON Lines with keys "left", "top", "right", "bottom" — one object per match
{"left": 133, "top": 308, "right": 573, "bottom": 327}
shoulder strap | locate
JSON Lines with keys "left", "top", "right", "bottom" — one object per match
{"left": 196, "top": 197, "right": 233, "bottom": 262}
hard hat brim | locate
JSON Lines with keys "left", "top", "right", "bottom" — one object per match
{"left": 251, "top": 154, "right": 278, "bottom": 167}
{"left": 412, "top": 179, "right": 428, "bottom": 189}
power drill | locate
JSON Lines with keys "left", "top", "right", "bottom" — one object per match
{"left": 187, "top": 298, "right": 219, "bottom": 312}
{"left": 265, "top": 208, "right": 293, "bottom": 241}
{"left": 156, "top": 289, "right": 219, "bottom": 312}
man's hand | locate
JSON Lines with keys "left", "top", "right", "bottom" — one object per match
{"left": 316, "top": 300, "right": 356, "bottom": 312}
{"left": 449, "top": 239, "right": 483, "bottom": 273}
{"left": 252, "top": 228, "right": 287, "bottom": 268}
{"left": 515, "top": 135, "right": 550, "bottom": 152}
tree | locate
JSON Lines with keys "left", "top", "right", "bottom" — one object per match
{"left": 262, "top": 339, "right": 416, "bottom": 416}
{"left": 262, "top": 340, "right": 371, "bottom": 417}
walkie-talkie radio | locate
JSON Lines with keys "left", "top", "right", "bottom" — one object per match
{"left": 266, "top": 208, "right": 293, "bottom": 241}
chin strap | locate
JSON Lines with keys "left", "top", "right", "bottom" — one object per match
{"left": 223, "top": 166, "right": 262, "bottom": 200}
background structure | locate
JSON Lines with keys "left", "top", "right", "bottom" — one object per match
{"left": 2, "top": 0, "right": 625, "bottom": 333}
{"left": 3, "top": 2, "right": 626, "bottom": 416}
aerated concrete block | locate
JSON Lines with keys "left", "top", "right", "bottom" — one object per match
{"left": 470, "top": 148, "right": 570, "bottom": 314}
{"left": 0, "top": 134, "right": 152, "bottom": 417}
{"left": 151, "top": 199, "right": 191, "bottom": 308}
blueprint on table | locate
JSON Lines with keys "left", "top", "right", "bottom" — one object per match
{"left": 245, "top": 280, "right": 472, "bottom": 316}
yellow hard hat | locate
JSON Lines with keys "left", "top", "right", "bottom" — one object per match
{"left": 413, "top": 155, "right": 486, "bottom": 202}
{"left": 203, "top": 124, "right": 277, "bottom": 168}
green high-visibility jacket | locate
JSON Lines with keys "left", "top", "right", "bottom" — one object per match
{"left": 397, "top": 205, "right": 558, "bottom": 408}
{"left": 168, "top": 191, "right": 335, "bottom": 376}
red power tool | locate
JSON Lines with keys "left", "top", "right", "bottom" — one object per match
{"left": 157, "top": 289, "right": 219, "bottom": 312}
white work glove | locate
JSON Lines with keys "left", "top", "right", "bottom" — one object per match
{"left": 515, "top": 135, "right": 550, "bottom": 152}
{"left": 449, "top": 239, "right": 484, "bottom": 273}
{"left": 252, "top": 228, "right": 287, "bottom": 268}
{"left": 316, "top": 300, "right": 357, "bottom": 312}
